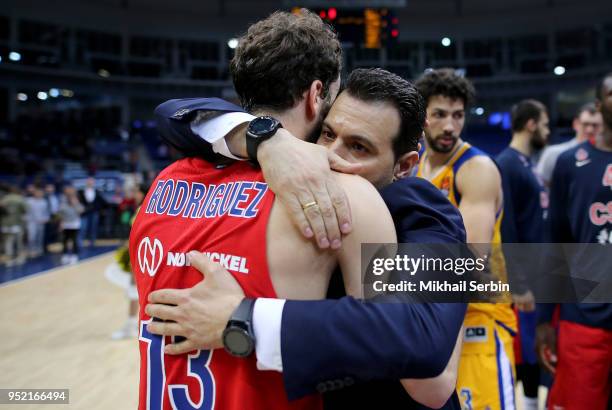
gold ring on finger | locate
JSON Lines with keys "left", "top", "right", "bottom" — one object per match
{"left": 301, "top": 201, "right": 318, "bottom": 211}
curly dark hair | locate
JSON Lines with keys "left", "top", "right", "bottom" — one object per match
{"left": 230, "top": 10, "right": 342, "bottom": 112}
{"left": 414, "top": 68, "right": 476, "bottom": 107}
{"left": 345, "top": 68, "right": 426, "bottom": 158}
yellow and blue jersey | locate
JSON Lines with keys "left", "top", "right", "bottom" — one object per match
{"left": 416, "top": 142, "right": 517, "bottom": 410}
{"left": 415, "top": 142, "right": 504, "bottom": 244}
{"left": 415, "top": 142, "right": 511, "bottom": 301}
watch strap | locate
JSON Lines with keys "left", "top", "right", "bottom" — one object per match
{"left": 229, "top": 298, "right": 256, "bottom": 326}
{"left": 246, "top": 131, "right": 261, "bottom": 165}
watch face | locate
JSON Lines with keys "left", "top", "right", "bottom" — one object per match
{"left": 224, "top": 328, "right": 253, "bottom": 356}
{"left": 249, "top": 117, "right": 277, "bottom": 135}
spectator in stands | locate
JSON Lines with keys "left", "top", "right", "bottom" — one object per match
{"left": 43, "top": 183, "right": 60, "bottom": 253}
{"left": 118, "top": 187, "right": 138, "bottom": 239}
{"left": 536, "top": 103, "right": 602, "bottom": 186}
{"left": 59, "top": 186, "right": 84, "bottom": 264}
{"left": 0, "top": 185, "right": 27, "bottom": 266}
{"left": 25, "top": 187, "right": 50, "bottom": 257}
{"left": 78, "top": 177, "right": 106, "bottom": 248}
{"left": 111, "top": 184, "right": 146, "bottom": 340}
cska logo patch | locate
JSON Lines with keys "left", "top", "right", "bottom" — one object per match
{"left": 603, "top": 164, "right": 612, "bottom": 190}
{"left": 575, "top": 148, "right": 589, "bottom": 162}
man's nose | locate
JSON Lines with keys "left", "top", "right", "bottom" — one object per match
{"left": 442, "top": 118, "right": 455, "bottom": 133}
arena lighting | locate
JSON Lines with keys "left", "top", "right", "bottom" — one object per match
{"left": 441, "top": 37, "right": 451, "bottom": 47}
{"left": 328, "top": 7, "right": 337, "bottom": 20}
{"left": 391, "top": 29, "right": 399, "bottom": 38}
{"left": 37, "top": 91, "right": 48, "bottom": 101}
{"left": 98, "top": 69, "right": 111, "bottom": 78}
{"left": 61, "top": 89, "right": 74, "bottom": 97}
{"left": 49, "top": 88, "right": 60, "bottom": 98}
{"left": 475, "top": 107, "right": 484, "bottom": 116}
{"left": 554, "top": 65, "right": 566, "bottom": 76}
{"left": 489, "top": 112, "right": 503, "bottom": 126}
{"left": 16, "top": 93, "right": 28, "bottom": 102}
{"left": 227, "top": 38, "right": 239, "bottom": 49}
{"left": 9, "top": 51, "right": 21, "bottom": 61}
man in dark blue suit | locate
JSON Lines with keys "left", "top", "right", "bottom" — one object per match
{"left": 148, "top": 72, "right": 467, "bottom": 409}
{"left": 144, "top": 10, "right": 467, "bottom": 410}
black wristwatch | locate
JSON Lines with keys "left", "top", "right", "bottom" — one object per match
{"left": 222, "top": 298, "right": 256, "bottom": 357}
{"left": 246, "top": 116, "right": 283, "bottom": 166}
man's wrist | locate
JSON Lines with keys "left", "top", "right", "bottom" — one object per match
{"left": 222, "top": 298, "right": 257, "bottom": 357}
{"left": 226, "top": 123, "right": 249, "bottom": 158}
{"left": 246, "top": 116, "right": 283, "bottom": 165}
{"left": 257, "top": 129, "right": 292, "bottom": 163}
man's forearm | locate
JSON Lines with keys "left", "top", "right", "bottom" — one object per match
{"left": 225, "top": 123, "right": 249, "bottom": 158}
{"left": 400, "top": 325, "right": 463, "bottom": 409}
{"left": 227, "top": 125, "right": 298, "bottom": 163}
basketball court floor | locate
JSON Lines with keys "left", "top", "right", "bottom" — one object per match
{"left": 0, "top": 251, "right": 138, "bottom": 409}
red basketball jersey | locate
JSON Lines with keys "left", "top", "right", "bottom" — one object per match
{"left": 129, "top": 158, "right": 321, "bottom": 410}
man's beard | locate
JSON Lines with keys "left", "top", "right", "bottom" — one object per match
{"left": 306, "top": 99, "right": 332, "bottom": 143}
{"left": 425, "top": 132, "right": 459, "bottom": 153}
{"left": 530, "top": 129, "right": 547, "bottom": 150}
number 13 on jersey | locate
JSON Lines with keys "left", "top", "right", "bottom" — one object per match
{"left": 140, "top": 320, "right": 216, "bottom": 409}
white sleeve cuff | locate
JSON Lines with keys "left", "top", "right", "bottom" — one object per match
{"left": 190, "top": 112, "right": 255, "bottom": 160}
{"left": 253, "top": 298, "right": 286, "bottom": 372}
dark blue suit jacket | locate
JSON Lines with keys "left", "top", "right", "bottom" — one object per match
{"left": 154, "top": 98, "right": 467, "bottom": 404}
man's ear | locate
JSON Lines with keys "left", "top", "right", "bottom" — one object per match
{"left": 393, "top": 151, "right": 419, "bottom": 180}
{"left": 305, "top": 80, "right": 324, "bottom": 121}
{"left": 526, "top": 118, "right": 537, "bottom": 133}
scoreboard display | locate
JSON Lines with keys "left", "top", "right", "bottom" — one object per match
{"left": 291, "top": 7, "right": 399, "bottom": 48}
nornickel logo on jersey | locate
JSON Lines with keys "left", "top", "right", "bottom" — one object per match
{"left": 136, "top": 236, "right": 250, "bottom": 275}
{"left": 138, "top": 236, "right": 163, "bottom": 277}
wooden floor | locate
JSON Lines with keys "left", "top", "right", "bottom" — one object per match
{"left": 0, "top": 252, "right": 139, "bottom": 409}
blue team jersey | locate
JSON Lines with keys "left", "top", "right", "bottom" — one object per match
{"left": 551, "top": 141, "right": 612, "bottom": 244}
{"left": 496, "top": 147, "right": 548, "bottom": 244}
{"left": 546, "top": 141, "right": 612, "bottom": 329}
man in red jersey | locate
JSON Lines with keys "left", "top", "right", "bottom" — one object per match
{"left": 130, "top": 11, "right": 400, "bottom": 410}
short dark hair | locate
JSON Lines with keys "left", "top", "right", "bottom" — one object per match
{"left": 577, "top": 102, "right": 597, "bottom": 117}
{"left": 597, "top": 72, "right": 612, "bottom": 101}
{"left": 414, "top": 68, "right": 476, "bottom": 107}
{"left": 345, "top": 68, "right": 426, "bottom": 158}
{"left": 511, "top": 99, "right": 547, "bottom": 132}
{"left": 230, "top": 10, "right": 342, "bottom": 112}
